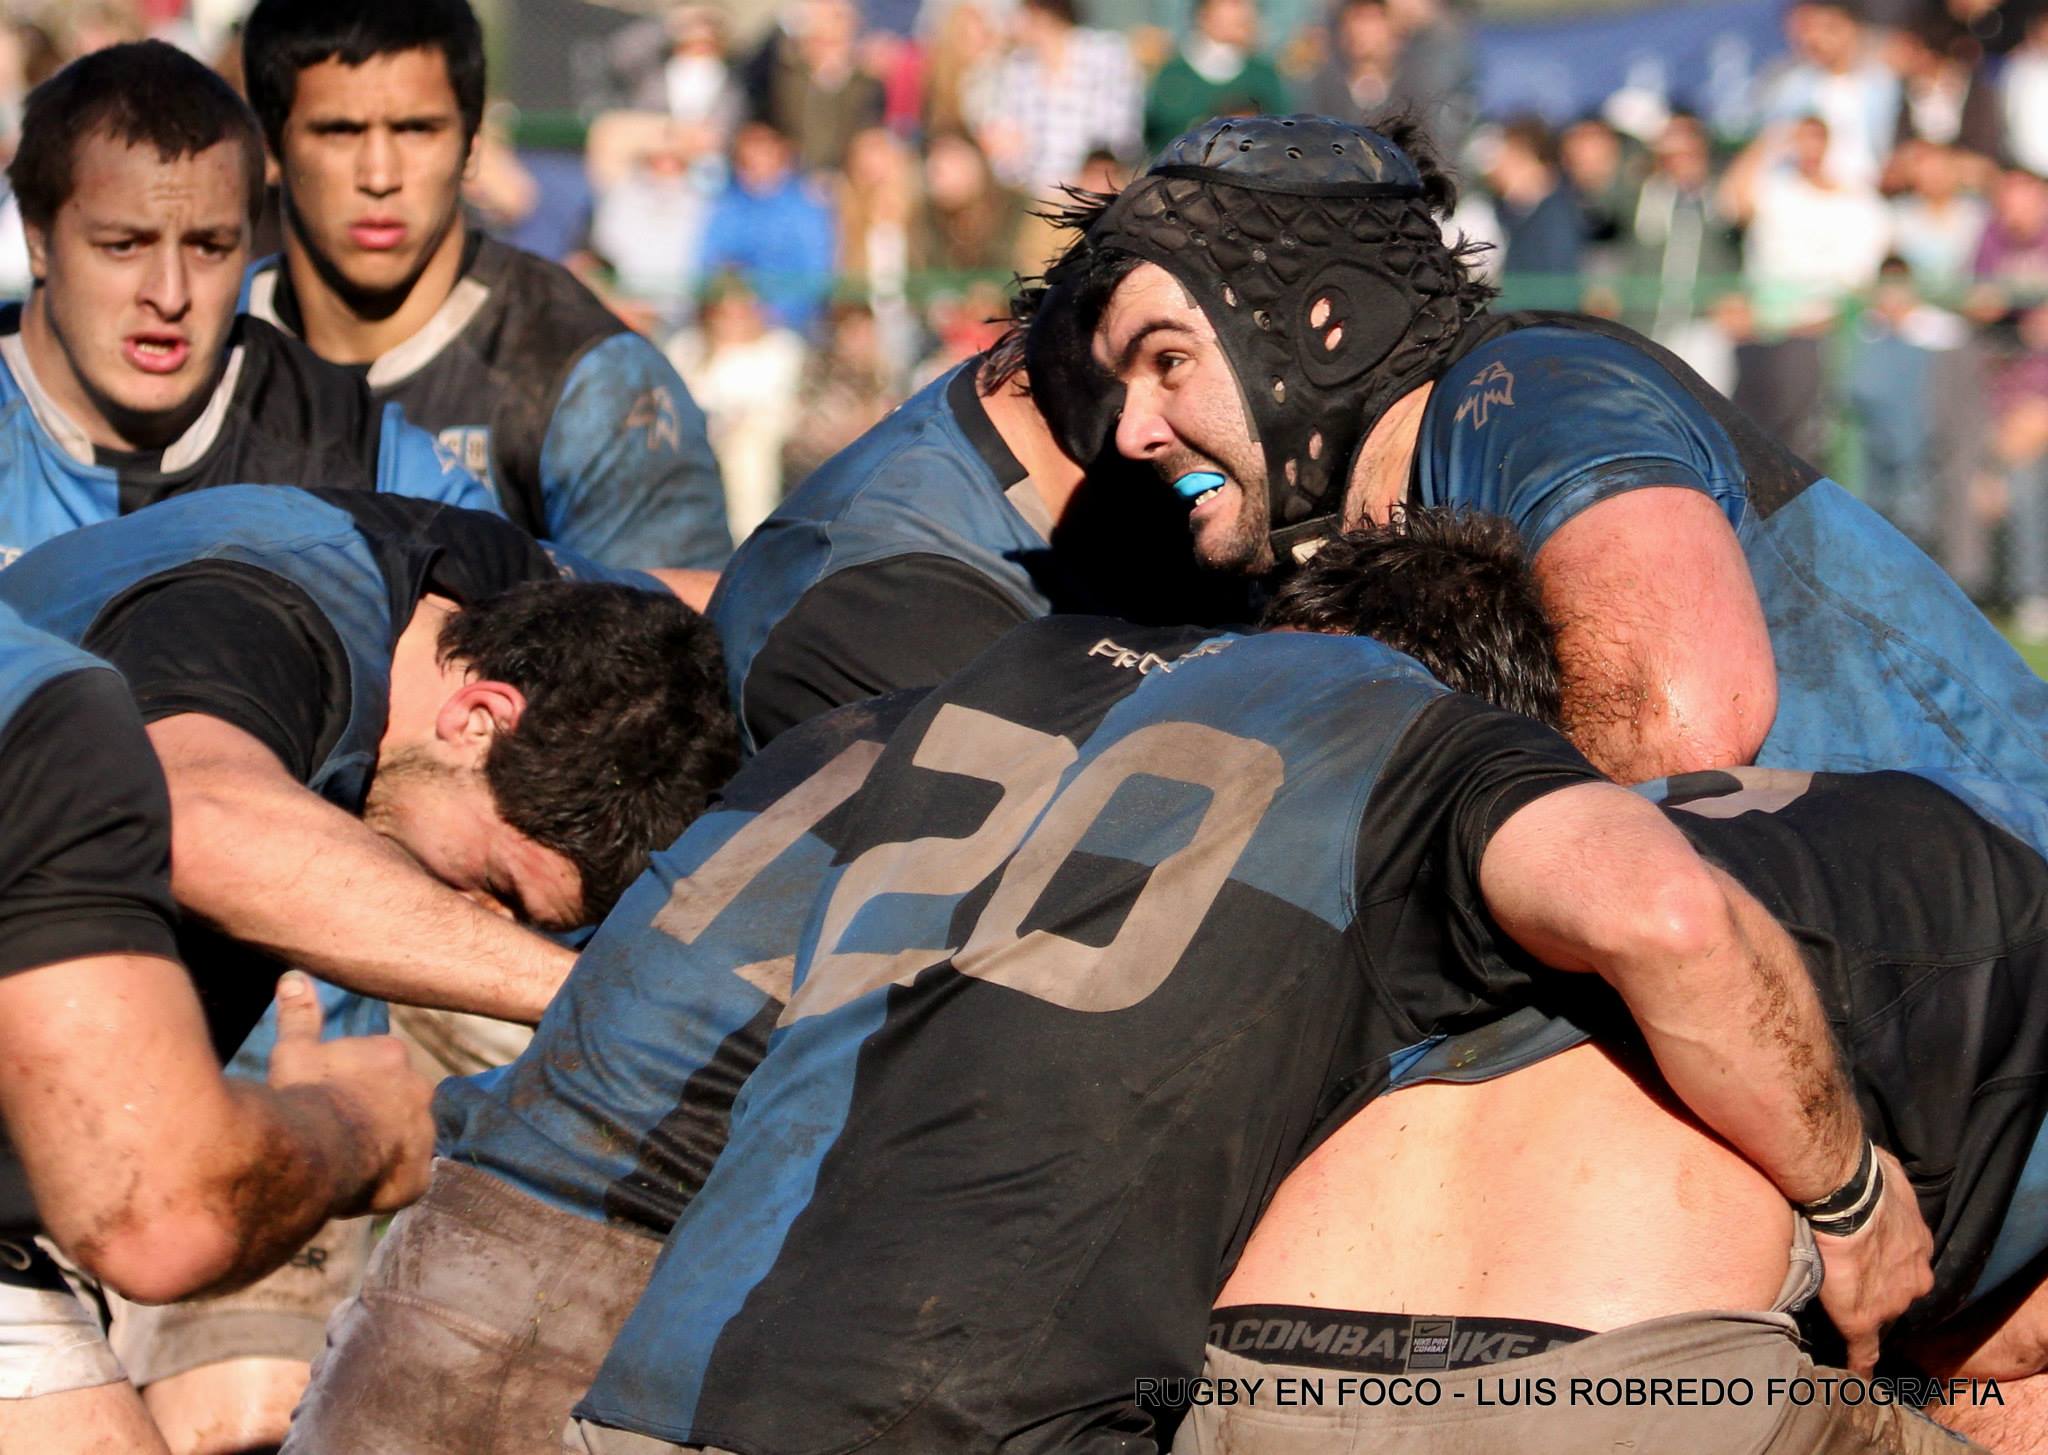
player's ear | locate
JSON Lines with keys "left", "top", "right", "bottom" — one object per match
{"left": 434, "top": 679, "right": 527, "bottom": 764}
{"left": 23, "top": 221, "right": 47, "bottom": 284}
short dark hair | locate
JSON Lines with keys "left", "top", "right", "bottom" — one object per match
{"left": 9, "top": 41, "right": 266, "bottom": 232}
{"left": 242, "top": 0, "right": 486, "bottom": 155}
{"left": 1259, "top": 507, "right": 1565, "bottom": 728}
{"left": 437, "top": 582, "right": 741, "bottom": 923}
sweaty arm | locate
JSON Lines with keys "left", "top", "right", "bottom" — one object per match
{"left": 1480, "top": 777, "right": 1931, "bottom": 1369}
{"left": 146, "top": 712, "right": 574, "bottom": 1023}
{"left": 1534, "top": 487, "right": 1777, "bottom": 783}
{"left": 0, "top": 672, "right": 429, "bottom": 1302}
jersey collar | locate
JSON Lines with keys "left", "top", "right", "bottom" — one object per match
{"left": 945, "top": 358, "right": 1050, "bottom": 540}
{"left": 0, "top": 315, "right": 246, "bottom": 474}
{"left": 250, "top": 230, "right": 492, "bottom": 392}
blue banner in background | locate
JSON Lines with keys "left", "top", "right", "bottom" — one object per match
{"left": 1475, "top": 0, "right": 1785, "bottom": 126}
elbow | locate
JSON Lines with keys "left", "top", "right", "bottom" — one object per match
{"left": 64, "top": 1211, "right": 240, "bottom": 1305}
{"left": 1602, "top": 866, "right": 1735, "bottom": 985}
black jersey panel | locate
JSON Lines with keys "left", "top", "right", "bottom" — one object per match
{"left": 0, "top": 669, "right": 177, "bottom": 979}
{"left": 84, "top": 562, "right": 349, "bottom": 785}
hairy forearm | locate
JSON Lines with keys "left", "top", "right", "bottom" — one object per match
{"left": 1550, "top": 617, "right": 1774, "bottom": 784}
{"left": 1604, "top": 866, "right": 1862, "bottom": 1205}
{"left": 171, "top": 776, "right": 572, "bottom": 1023}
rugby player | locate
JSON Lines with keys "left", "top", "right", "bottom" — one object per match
{"left": 1027, "top": 114, "right": 2048, "bottom": 792}
{"left": 0, "top": 42, "right": 499, "bottom": 569}
{"left": 0, "top": 486, "right": 736, "bottom": 1453}
{"left": 240, "top": 0, "right": 732, "bottom": 573}
{"left": 285, "top": 536, "right": 1929, "bottom": 1452}
{"left": 0, "top": 602, "right": 433, "bottom": 1455}
{"left": 711, "top": 339, "right": 1243, "bottom": 754}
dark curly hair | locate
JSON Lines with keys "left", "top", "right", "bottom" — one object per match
{"left": 437, "top": 582, "right": 740, "bottom": 923}
{"left": 242, "top": 0, "right": 487, "bottom": 154}
{"left": 1260, "top": 507, "right": 1563, "bottom": 728}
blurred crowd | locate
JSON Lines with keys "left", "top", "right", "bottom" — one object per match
{"left": 0, "top": 0, "right": 2046, "bottom": 620}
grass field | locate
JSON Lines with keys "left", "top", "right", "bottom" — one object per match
{"left": 2001, "top": 620, "right": 2048, "bottom": 678}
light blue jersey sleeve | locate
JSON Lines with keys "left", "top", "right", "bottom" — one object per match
{"left": 374, "top": 403, "right": 504, "bottom": 515}
{"left": 538, "top": 334, "right": 732, "bottom": 571}
{"left": 1414, "top": 327, "right": 1746, "bottom": 553}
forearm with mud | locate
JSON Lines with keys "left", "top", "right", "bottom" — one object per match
{"left": 185, "top": 1079, "right": 392, "bottom": 1297}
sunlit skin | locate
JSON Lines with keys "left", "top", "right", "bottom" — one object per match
{"left": 20, "top": 135, "right": 248, "bottom": 451}
{"left": 1095, "top": 261, "right": 1433, "bottom": 574}
{"left": 364, "top": 595, "right": 585, "bottom": 929}
{"left": 1095, "top": 264, "right": 1277, "bottom": 574}
{"left": 277, "top": 48, "right": 475, "bottom": 362}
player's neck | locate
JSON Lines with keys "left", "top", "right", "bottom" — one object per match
{"left": 283, "top": 213, "right": 470, "bottom": 367}
{"left": 981, "top": 373, "right": 1084, "bottom": 526}
{"left": 1344, "top": 381, "right": 1432, "bottom": 527}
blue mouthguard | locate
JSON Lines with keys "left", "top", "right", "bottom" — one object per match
{"left": 1172, "top": 471, "right": 1227, "bottom": 501}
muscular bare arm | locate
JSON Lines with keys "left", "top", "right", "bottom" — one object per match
{"left": 0, "top": 958, "right": 430, "bottom": 1303}
{"left": 644, "top": 567, "right": 719, "bottom": 612}
{"left": 1481, "top": 779, "right": 1933, "bottom": 1369}
{"left": 1534, "top": 487, "right": 1777, "bottom": 783}
{"left": 148, "top": 713, "right": 576, "bottom": 1023}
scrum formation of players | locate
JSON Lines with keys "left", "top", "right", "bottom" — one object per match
{"left": 4, "top": 4, "right": 2048, "bottom": 1454}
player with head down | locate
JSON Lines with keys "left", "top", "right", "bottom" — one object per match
{"left": 0, "top": 486, "right": 736, "bottom": 1453}
{"left": 1025, "top": 114, "right": 2048, "bottom": 796}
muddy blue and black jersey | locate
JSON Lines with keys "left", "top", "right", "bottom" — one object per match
{"left": 532, "top": 616, "right": 1602, "bottom": 1452}
{"left": 709, "top": 362, "right": 1249, "bottom": 754}
{"left": 1642, "top": 768, "right": 2048, "bottom": 1327}
{"left": 0, "top": 306, "right": 496, "bottom": 567}
{"left": 247, "top": 236, "right": 730, "bottom": 572}
{"left": 0, "top": 602, "right": 177, "bottom": 1233}
{"left": 0, "top": 486, "right": 641, "bottom": 1057}
{"left": 1416, "top": 312, "right": 2048, "bottom": 798}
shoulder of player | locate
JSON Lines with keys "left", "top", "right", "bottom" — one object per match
{"left": 1429, "top": 319, "right": 1688, "bottom": 431}
{"left": 468, "top": 236, "right": 630, "bottom": 365}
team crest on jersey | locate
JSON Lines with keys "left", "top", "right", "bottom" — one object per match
{"left": 625, "top": 387, "right": 682, "bottom": 455}
{"left": 435, "top": 426, "right": 494, "bottom": 482}
{"left": 1452, "top": 362, "right": 1515, "bottom": 429}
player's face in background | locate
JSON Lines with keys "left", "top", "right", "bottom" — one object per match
{"left": 363, "top": 746, "right": 587, "bottom": 931}
{"left": 23, "top": 134, "right": 247, "bottom": 450}
{"left": 1095, "top": 262, "right": 1275, "bottom": 575}
{"left": 278, "top": 47, "right": 472, "bottom": 304}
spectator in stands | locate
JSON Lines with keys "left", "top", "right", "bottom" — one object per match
{"left": 1627, "top": 110, "right": 1743, "bottom": 337}
{"left": 1848, "top": 255, "right": 1979, "bottom": 554}
{"left": 1142, "top": 0, "right": 1291, "bottom": 152}
{"left": 2006, "top": 8, "right": 2048, "bottom": 177}
{"left": 1302, "top": 0, "right": 1396, "bottom": 125}
{"left": 1386, "top": 0, "right": 1476, "bottom": 160}
{"left": 918, "top": 130, "right": 1029, "bottom": 279}
{"left": 782, "top": 300, "right": 901, "bottom": 487}
{"left": 921, "top": 0, "right": 1000, "bottom": 138}
{"left": 1973, "top": 165, "right": 2048, "bottom": 302}
{"left": 1753, "top": 0, "right": 1897, "bottom": 186}
{"left": 1889, "top": 139, "right": 1989, "bottom": 292}
{"left": 603, "top": 4, "right": 742, "bottom": 148}
{"left": 751, "top": 0, "right": 885, "bottom": 174}
{"left": 1991, "top": 303, "right": 2048, "bottom": 639}
{"left": 1884, "top": 17, "right": 2002, "bottom": 161}
{"left": 1560, "top": 114, "right": 1631, "bottom": 277}
{"left": 588, "top": 119, "right": 717, "bottom": 319}
{"left": 697, "top": 119, "right": 837, "bottom": 332}
{"left": 1721, "top": 115, "right": 1890, "bottom": 322}
{"left": 669, "top": 271, "right": 810, "bottom": 540}
{"left": 964, "top": 0, "right": 1143, "bottom": 192}
{"left": 836, "top": 126, "right": 922, "bottom": 375}
{"left": 1487, "top": 113, "right": 1583, "bottom": 282}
